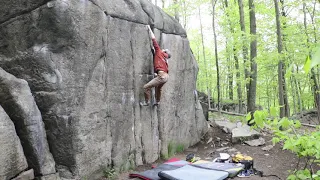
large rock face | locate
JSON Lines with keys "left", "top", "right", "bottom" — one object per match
{"left": 0, "top": 106, "right": 28, "bottom": 180}
{"left": 0, "top": 68, "right": 56, "bottom": 176}
{"left": 0, "top": 0, "right": 207, "bottom": 179}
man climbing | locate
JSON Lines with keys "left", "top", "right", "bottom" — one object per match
{"left": 140, "top": 25, "right": 171, "bottom": 106}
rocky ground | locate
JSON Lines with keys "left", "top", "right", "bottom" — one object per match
{"left": 114, "top": 116, "right": 319, "bottom": 180}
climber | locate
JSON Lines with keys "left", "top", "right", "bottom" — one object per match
{"left": 140, "top": 25, "right": 171, "bottom": 106}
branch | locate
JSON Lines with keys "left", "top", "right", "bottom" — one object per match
{"left": 209, "top": 109, "right": 246, "bottom": 116}
{"left": 300, "top": 123, "right": 317, "bottom": 128}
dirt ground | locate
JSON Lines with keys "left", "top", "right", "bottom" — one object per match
{"left": 114, "top": 124, "right": 318, "bottom": 180}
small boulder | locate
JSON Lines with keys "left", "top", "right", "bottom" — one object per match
{"left": 244, "top": 137, "right": 265, "bottom": 147}
{"left": 262, "top": 145, "right": 274, "bottom": 151}
{"left": 232, "top": 124, "right": 260, "bottom": 143}
{"left": 215, "top": 120, "right": 237, "bottom": 134}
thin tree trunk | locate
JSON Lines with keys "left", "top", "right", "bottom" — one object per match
{"left": 238, "top": 0, "right": 249, "bottom": 110}
{"left": 212, "top": 0, "right": 221, "bottom": 110}
{"left": 227, "top": 46, "right": 234, "bottom": 101}
{"left": 274, "top": 0, "right": 286, "bottom": 117}
{"left": 198, "top": 7, "right": 211, "bottom": 109}
{"left": 224, "top": 0, "right": 234, "bottom": 101}
{"left": 280, "top": 0, "right": 290, "bottom": 117}
{"left": 182, "top": 0, "right": 187, "bottom": 29}
{"left": 247, "top": 0, "right": 258, "bottom": 119}
{"left": 234, "top": 47, "right": 242, "bottom": 112}
{"left": 290, "top": 76, "right": 297, "bottom": 115}
{"left": 294, "top": 75, "right": 302, "bottom": 114}
{"left": 173, "top": 0, "right": 179, "bottom": 22}
{"left": 161, "top": 0, "right": 165, "bottom": 8}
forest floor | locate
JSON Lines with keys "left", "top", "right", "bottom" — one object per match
{"left": 113, "top": 114, "right": 319, "bottom": 180}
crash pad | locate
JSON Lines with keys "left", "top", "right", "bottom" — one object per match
{"left": 192, "top": 162, "right": 244, "bottom": 177}
{"left": 129, "top": 164, "right": 179, "bottom": 180}
{"left": 158, "top": 165, "right": 229, "bottom": 180}
{"left": 129, "top": 158, "right": 189, "bottom": 180}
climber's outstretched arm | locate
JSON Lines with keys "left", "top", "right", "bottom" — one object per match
{"left": 147, "top": 25, "right": 160, "bottom": 51}
{"left": 147, "top": 25, "right": 155, "bottom": 39}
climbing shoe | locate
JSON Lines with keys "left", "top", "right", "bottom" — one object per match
{"left": 139, "top": 101, "right": 149, "bottom": 106}
{"left": 153, "top": 102, "right": 160, "bottom": 106}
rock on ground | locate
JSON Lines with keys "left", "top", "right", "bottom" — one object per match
{"left": 215, "top": 120, "right": 237, "bottom": 133}
{"left": 232, "top": 124, "right": 260, "bottom": 143}
{"left": 244, "top": 137, "right": 266, "bottom": 147}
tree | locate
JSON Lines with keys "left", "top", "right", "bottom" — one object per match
{"left": 238, "top": 0, "right": 249, "bottom": 112}
{"left": 247, "top": 0, "right": 257, "bottom": 120}
{"left": 173, "top": 0, "right": 180, "bottom": 22}
{"left": 274, "top": 0, "right": 290, "bottom": 117}
{"left": 303, "top": 0, "right": 320, "bottom": 123}
{"left": 224, "top": 0, "right": 234, "bottom": 101}
{"left": 212, "top": 0, "right": 220, "bottom": 110}
{"left": 199, "top": 6, "right": 211, "bottom": 108}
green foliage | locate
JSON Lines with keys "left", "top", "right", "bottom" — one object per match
{"left": 304, "top": 46, "right": 320, "bottom": 74}
{"left": 249, "top": 109, "right": 320, "bottom": 179}
{"left": 168, "top": 142, "right": 185, "bottom": 157}
{"left": 176, "top": 144, "right": 185, "bottom": 153}
{"left": 103, "top": 167, "right": 117, "bottom": 180}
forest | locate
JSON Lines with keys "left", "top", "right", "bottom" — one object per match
{"left": 151, "top": 0, "right": 320, "bottom": 119}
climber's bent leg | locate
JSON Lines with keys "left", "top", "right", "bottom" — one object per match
{"left": 154, "top": 72, "right": 169, "bottom": 105}
{"left": 141, "top": 77, "right": 163, "bottom": 106}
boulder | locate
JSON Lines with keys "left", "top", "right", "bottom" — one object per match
{"left": 232, "top": 124, "right": 260, "bottom": 143}
{"left": 0, "top": 0, "right": 207, "bottom": 179}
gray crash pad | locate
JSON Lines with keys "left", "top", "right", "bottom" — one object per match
{"left": 158, "top": 165, "right": 229, "bottom": 180}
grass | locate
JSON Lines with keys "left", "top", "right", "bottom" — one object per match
{"left": 167, "top": 142, "right": 185, "bottom": 158}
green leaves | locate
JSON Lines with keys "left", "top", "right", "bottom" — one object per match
{"left": 279, "top": 118, "right": 291, "bottom": 129}
{"left": 270, "top": 106, "right": 278, "bottom": 117}
{"left": 304, "top": 46, "right": 320, "bottom": 74}
{"left": 272, "top": 137, "right": 280, "bottom": 145}
{"left": 304, "top": 55, "right": 312, "bottom": 74}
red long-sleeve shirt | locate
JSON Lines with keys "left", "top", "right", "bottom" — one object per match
{"left": 152, "top": 38, "right": 169, "bottom": 73}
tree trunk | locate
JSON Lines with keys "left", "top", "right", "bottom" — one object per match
{"left": 198, "top": 7, "right": 211, "bottom": 109}
{"left": 173, "top": 0, "right": 180, "bottom": 22}
{"left": 247, "top": 0, "right": 258, "bottom": 118}
{"left": 234, "top": 47, "right": 242, "bottom": 112}
{"left": 280, "top": 0, "right": 290, "bottom": 117}
{"left": 161, "top": 0, "right": 165, "bottom": 8}
{"left": 224, "top": 0, "right": 234, "bottom": 101}
{"left": 227, "top": 46, "right": 234, "bottom": 101}
{"left": 290, "top": 76, "right": 297, "bottom": 115}
{"left": 274, "top": 0, "right": 288, "bottom": 118}
{"left": 182, "top": 0, "right": 187, "bottom": 29}
{"left": 238, "top": 0, "right": 249, "bottom": 110}
{"left": 212, "top": 0, "right": 220, "bottom": 110}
